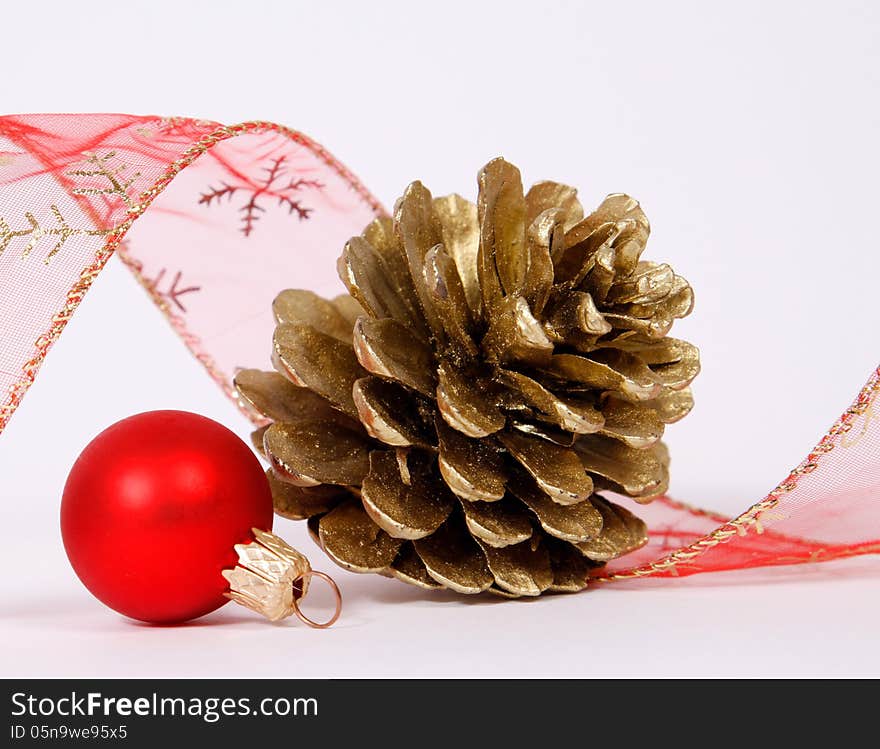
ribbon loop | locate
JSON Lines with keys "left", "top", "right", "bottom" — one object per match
{"left": 1, "top": 114, "right": 877, "bottom": 581}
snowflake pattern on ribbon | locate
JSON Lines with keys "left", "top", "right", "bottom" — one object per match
{"left": 199, "top": 155, "right": 323, "bottom": 237}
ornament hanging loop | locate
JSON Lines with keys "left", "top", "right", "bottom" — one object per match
{"left": 292, "top": 570, "right": 342, "bottom": 629}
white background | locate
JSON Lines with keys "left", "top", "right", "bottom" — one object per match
{"left": 1, "top": 0, "right": 878, "bottom": 677}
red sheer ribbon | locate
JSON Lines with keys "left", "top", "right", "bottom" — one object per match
{"left": 1, "top": 114, "right": 877, "bottom": 581}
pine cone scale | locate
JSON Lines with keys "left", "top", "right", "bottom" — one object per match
{"left": 497, "top": 431, "right": 594, "bottom": 505}
{"left": 263, "top": 421, "right": 369, "bottom": 487}
{"left": 599, "top": 398, "right": 664, "bottom": 449}
{"left": 498, "top": 369, "right": 605, "bottom": 434}
{"left": 547, "top": 539, "right": 600, "bottom": 592}
{"left": 577, "top": 497, "right": 648, "bottom": 562}
{"left": 525, "top": 181, "right": 585, "bottom": 230}
{"left": 423, "top": 245, "right": 479, "bottom": 356}
{"left": 482, "top": 295, "right": 554, "bottom": 366}
{"left": 435, "top": 417, "right": 507, "bottom": 502}
{"left": 395, "top": 182, "right": 448, "bottom": 339}
{"left": 268, "top": 470, "right": 345, "bottom": 521}
{"left": 575, "top": 436, "right": 668, "bottom": 501}
{"left": 272, "top": 289, "right": 353, "bottom": 342}
{"left": 543, "top": 351, "right": 662, "bottom": 402}
{"left": 413, "top": 520, "right": 494, "bottom": 594}
{"left": 272, "top": 322, "right": 365, "bottom": 418}
{"left": 510, "top": 479, "right": 604, "bottom": 543}
{"left": 235, "top": 369, "right": 347, "bottom": 425}
{"left": 648, "top": 387, "right": 695, "bottom": 424}
{"left": 338, "top": 235, "right": 423, "bottom": 332}
{"left": 352, "top": 317, "right": 437, "bottom": 396}
{"left": 317, "top": 500, "right": 403, "bottom": 573}
{"left": 389, "top": 543, "right": 444, "bottom": 590}
{"left": 476, "top": 158, "right": 529, "bottom": 300}
{"left": 478, "top": 537, "right": 553, "bottom": 597}
{"left": 360, "top": 451, "right": 454, "bottom": 540}
{"left": 436, "top": 363, "right": 506, "bottom": 438}
{"left": 352, "top": 376, "right": 433, "bottom": 448}
{"left": 432, "top": 195, "right": 482, "bottom": 315}
{"left": 460, "top": 496, "right": 533, "bottom": 548}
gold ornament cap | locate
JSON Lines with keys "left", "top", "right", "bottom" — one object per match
{"left": 222, "top": 528, "right": 342, "bottom": 628}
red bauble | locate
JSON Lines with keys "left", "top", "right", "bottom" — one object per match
{"left": 61, "top": 410, "right": 273, "bottom": 624}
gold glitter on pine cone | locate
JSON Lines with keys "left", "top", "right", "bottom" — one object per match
{"left": 235, "top": 158, "right": 700, "bottom": 597}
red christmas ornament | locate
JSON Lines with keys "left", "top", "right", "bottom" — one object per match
{"left": 62, "top": 410, "right": 276, "bottom": 624}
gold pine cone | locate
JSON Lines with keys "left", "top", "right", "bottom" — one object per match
{"left": 235, "top": 158, "right": 699, "bottom": 597}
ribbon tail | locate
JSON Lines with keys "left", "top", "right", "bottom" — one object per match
{"left": 601, "top": 365, "right": 880, "bottom": 580}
